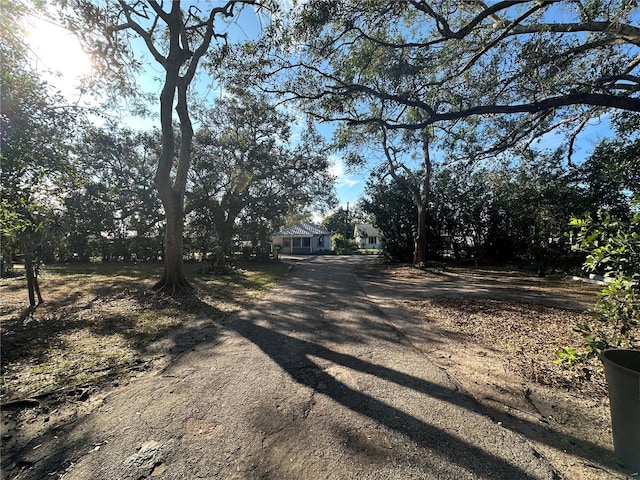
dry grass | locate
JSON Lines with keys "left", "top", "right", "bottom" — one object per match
{"left": 378, "top": 264, "right": 612, "bottom": 397}
{"left": 0, "top": 261, "right": 290, "bottom": 406}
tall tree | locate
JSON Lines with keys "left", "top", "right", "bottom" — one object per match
{"left": 360, "top": 172, "right": 416, "bottom": 262}
{"left": 322, "top": 207, "right": 353, "bottom": 239}
{"left": 361, "top": 151, "right": 592, "bottom": 266}
{"left": 337, "top": 120, "right": 441, "bottom": 263}
{"left": 579, "top": 138, "right": 640, "bottom": 218}
{"left": 61, "top": 0, "right": 275, "bottom": 292}
{"left": 382, "top": 128, "right": 434, "bottom": 263}
{"left": 62, "top": 126, "right": 163, "bottom": 262}
{"left": 187, "top": 93, "right": 336, "bottom": 266}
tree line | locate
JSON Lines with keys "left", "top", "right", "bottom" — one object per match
{"left": 262, "top": 0, "right": 639, "bottom": 265}
{"left": 1, "top": 87, "right": 335, "bottom": 271}
{"left": 360, "top": 140, "right": 639, "bottom": 269}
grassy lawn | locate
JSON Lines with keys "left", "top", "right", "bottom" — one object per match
{"left": 357, "top": 249, "right": 380, "bottom": 255}
{"left": 0, "top": 261, "right": 290, "bottom": 405}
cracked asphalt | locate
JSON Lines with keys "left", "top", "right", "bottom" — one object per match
{"left": 10, "top": 256, "right": 559, "bottom": 479}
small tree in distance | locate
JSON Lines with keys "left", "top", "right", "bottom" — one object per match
{"left": 1, "top": 1, "right": 80, "bottom": 306}
{"left": 322, "top": 207, "right": 353, "bottom": 240}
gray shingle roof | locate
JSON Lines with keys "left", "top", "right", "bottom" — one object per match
{"left": 354, "top": 223, "right": 380, "bottom": 237}
{"left": 273, "top": 222, "right": 331, "bottom": 237}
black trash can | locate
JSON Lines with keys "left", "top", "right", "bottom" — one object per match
{"left": 601, "top": 349, "right": 640, "bottom": 473}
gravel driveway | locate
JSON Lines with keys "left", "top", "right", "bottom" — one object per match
{"left": 10, "top": 256, "right": 558, "bottom": 479}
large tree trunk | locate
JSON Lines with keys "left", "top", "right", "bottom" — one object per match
{"left": 413, "top": 130, "right": 432, "bottom": 264}
{"left": 154, "top": 190, "right": 189, "bottom": 291}
{"left": 152, "top": 4, "right": 193, "bottom": 292}
{"left": 153, "top": 70, "right": 190, "bottom": 291}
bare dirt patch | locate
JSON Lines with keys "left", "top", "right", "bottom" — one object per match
{"left": 408, "top": 297, "right": 608, "bottom": 395}
{"left": 357, "top": 263, "right": 633, "bottom": 480}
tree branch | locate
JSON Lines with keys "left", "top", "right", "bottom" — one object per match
{"left": 510, "top": 21, "right": 640, "bottom": 46}
{"left": 457, "top": 1, "right": 554, "bottom": 76}
{"left": 115, "top": 0, "right": 165, "bottom": 66}
{"left": 408, "top": 0, "right": 532, "bottom": 40}
{"left": 334, "top": 93, "right": 640, "bottom": 130}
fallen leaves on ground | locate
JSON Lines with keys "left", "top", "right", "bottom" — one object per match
{"left": 406, "top": 297, "right": 609, "bottom": 398}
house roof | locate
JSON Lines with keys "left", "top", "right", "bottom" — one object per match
{"left": 273, "top": 222, "right": 331, "bottom": 237}
{"left": 354, "top": 223, "right": 380, "bottom": 237}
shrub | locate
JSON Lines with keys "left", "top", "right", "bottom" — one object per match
{"left": 555, "top": 198, "right": 639, "bottom": 375}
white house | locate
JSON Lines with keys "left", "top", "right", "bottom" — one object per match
{"left": 271, "top": 222, "right": 332, "bottom": 254}
{"left": 354, "top": 224, "right": 381, "bottom": 250}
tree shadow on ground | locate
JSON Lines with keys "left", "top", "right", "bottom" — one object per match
{"left": 231, "top": 318, "right": 546, "bottom": 479}
{"left": 228, "top": 255, "right": 631, "bottom": 478}
{"left": 1, "top": 310, "right": 88, "bottom": 367}
{"left": 1, "top": 287, "right": 227, "bottom": 480}
{"left": 232, "top": 315, "right": 632, "bottom": 477}
{"left": 354, "top": 259, "right": 630, "bottom": 477}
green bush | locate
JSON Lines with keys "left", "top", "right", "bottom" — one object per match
{"left": 331, "top": 234, "right": 358, "bottom": 255}
{"left": 555, "top": 198, "right": 639, "bottom": 374}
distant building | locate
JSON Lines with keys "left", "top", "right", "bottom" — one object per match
{"left": 271, "top": 222, "right": 332, "bottom": 254}
{"left": 354, "top": 224, "right": 381, "bottom": 250}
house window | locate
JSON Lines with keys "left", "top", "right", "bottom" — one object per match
{"left": 283, "top": 238, "right": 291, "bottom": 248}
{"left": 368, "top": 236, "right": 377, "bottom": 244}
{"left": 318, "top": 235, "right": 324, "bottom": 246}
{"left": 291, "top": 237, "right": 311, "bottom": 248}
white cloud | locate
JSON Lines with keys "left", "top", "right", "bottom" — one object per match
{"left": 329, "top": 156, "right": 361, "bottom": 188}
{"left": 339, "top": 178, "right": 361, "bottom": 188}
{"left": 328, "top": 155, "right": 345, "bottom": 177}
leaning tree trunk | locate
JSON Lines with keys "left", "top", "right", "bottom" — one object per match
{"left": 22, "top": 225, "right": 44, "bottom": 307}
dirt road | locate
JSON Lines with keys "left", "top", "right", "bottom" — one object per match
{"left": 7, "top": 256, "right": 558, "bottom": 479}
